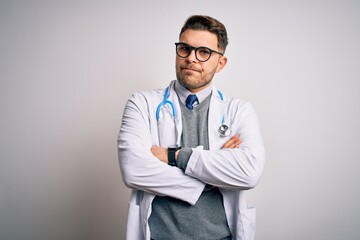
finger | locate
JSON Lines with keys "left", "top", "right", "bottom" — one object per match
{"left": 230, "top": 143, "right": 240, "bottom": 149}
{"left": 229, "top": 134, "right": 240, "bottom": 143}
{"left": 222, "top": 134, "right": 242, "bottom": 149}
{"left": 233, "top": 134, "right": 241, "bottom": 144}
{"left": 222, "top": 140, "right": 233, "bottom": 149}
{"left": 221, "top": 135, "right": 239, "bottom": 149}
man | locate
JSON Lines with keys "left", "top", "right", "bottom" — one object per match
{"left": 118, "top": 15, "right": 265, "bottom": 240}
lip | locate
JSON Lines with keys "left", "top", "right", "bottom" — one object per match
{"left": 181, "top": 66, "right": 200, "bottom": 73}
{"left": 182, "top": 68, "right": 197, "bottom": 72}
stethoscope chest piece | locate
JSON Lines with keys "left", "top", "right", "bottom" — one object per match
{"left": 219, "top": 124, "right": 231, "bottom": 137}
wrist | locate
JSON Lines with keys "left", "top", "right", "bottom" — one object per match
{"left": 168, "top": 144, "right": 181, "bottom": 166}
{"left": 175, "top": 150, "right": 180, "bottom": 160}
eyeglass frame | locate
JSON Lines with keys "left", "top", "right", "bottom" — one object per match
{"left": 175, "top": 42, "right": 224, "bottom": 62}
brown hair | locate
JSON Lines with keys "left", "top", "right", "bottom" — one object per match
{"left": 179, "top": 15, "right": 228, "bottom": 52}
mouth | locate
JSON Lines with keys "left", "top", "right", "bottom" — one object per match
{"left": 181, "top": 66, "right": 201, "bottom": 73}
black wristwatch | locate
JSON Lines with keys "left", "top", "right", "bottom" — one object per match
{"left": 168, "top": 144, "right": 181, "bottom": 166}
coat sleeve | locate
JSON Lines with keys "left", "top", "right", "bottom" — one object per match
{"left": 185, "top": 100, "right": 266, "bottom": 190}
{"left": 118, "top": 92, "right": 205, "bottom": 205}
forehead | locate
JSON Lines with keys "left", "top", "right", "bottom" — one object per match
{"left": 179, "top": 29, "right": 219, "bottom": 50}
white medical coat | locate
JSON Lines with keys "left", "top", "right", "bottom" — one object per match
{"left": 118, "top": 80, "right": 265, "bottom": 240}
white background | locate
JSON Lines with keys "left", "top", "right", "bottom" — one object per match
{"left": 1, "top": 1, "right": 359, "bottom": 239}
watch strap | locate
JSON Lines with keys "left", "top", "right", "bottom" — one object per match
{"left": 168, "top": 145, "right": 181, "bottom": 166}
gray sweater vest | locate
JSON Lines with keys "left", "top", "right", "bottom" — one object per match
{"left": 148, "top": 94, "right": 231, "bottom": 240}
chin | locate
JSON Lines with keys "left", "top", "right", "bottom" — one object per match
{"left": 178, "top": 77, "right": 195, "bottom": 87}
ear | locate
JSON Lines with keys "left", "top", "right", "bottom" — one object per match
{"left": 215, "top": 56, "right": 228, "bottom": 73}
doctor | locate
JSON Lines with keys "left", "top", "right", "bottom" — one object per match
{"left": 118, "top": 15, "right": 265, "bottom": 240}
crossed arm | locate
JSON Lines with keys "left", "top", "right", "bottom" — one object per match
{"left": 119, "top": 93, "right": 265, "bottom": 203}
{"left": 151, "top": 134, "right": 242, "bottom": 164}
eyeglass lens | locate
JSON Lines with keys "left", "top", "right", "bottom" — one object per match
{"left": 176, "top": 43, "right": 212, "bottom": 62}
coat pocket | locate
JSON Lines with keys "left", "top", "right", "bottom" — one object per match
{"left": 240, "top": 205, "right": 256, "bottom": 240}
{"left": 126, "top": 202, "right": 144, "bottom": 240}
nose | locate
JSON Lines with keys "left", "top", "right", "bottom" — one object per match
{"left": 185, "top": 48, "right": 197, "bottom": 62}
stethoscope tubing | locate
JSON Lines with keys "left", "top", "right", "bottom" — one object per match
{"left": 155, "top": 85, "right": 230, "bottom": 137}
{"left": 156, "top": 87, "right": 176, "bottom": 121}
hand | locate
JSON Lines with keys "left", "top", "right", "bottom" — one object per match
{"left": 151, "top": 146, "right": 168, "bottom": 163}
{"left": 221, "top": 134, "right": 241, "bottom": 149}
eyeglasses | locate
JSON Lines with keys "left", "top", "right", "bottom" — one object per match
{"left": 175, "top": 42, "right": 223, "bottom": 62}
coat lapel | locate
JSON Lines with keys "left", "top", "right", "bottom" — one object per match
{"left": 208, "top": 86, "right": 226, "bottom": 150}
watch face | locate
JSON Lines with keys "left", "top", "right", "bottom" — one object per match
{"left": 168, "top": 144, "right": 181, "bottom": 149}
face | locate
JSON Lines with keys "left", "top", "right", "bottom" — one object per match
{"left": 176, "top": 29, "right": 227, "bottom": 93}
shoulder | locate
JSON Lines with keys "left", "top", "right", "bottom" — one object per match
{"left": 128, "top": 88, "right": 164, "bottom": 104}
{"left": 124, "top": 87, "right": 169, "bottom": 118}
{"left": 128, "top": 80, "right": 176, "bottom": 105}
{"left": 222, "top": 94, "right": 257, "bottom": 117}
{"left": 219, "top": 91, "right": 249, "bottom": 108}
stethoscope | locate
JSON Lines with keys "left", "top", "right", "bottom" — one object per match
{"left": 156, "top": 87, "right": 231, "bottom": 138}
